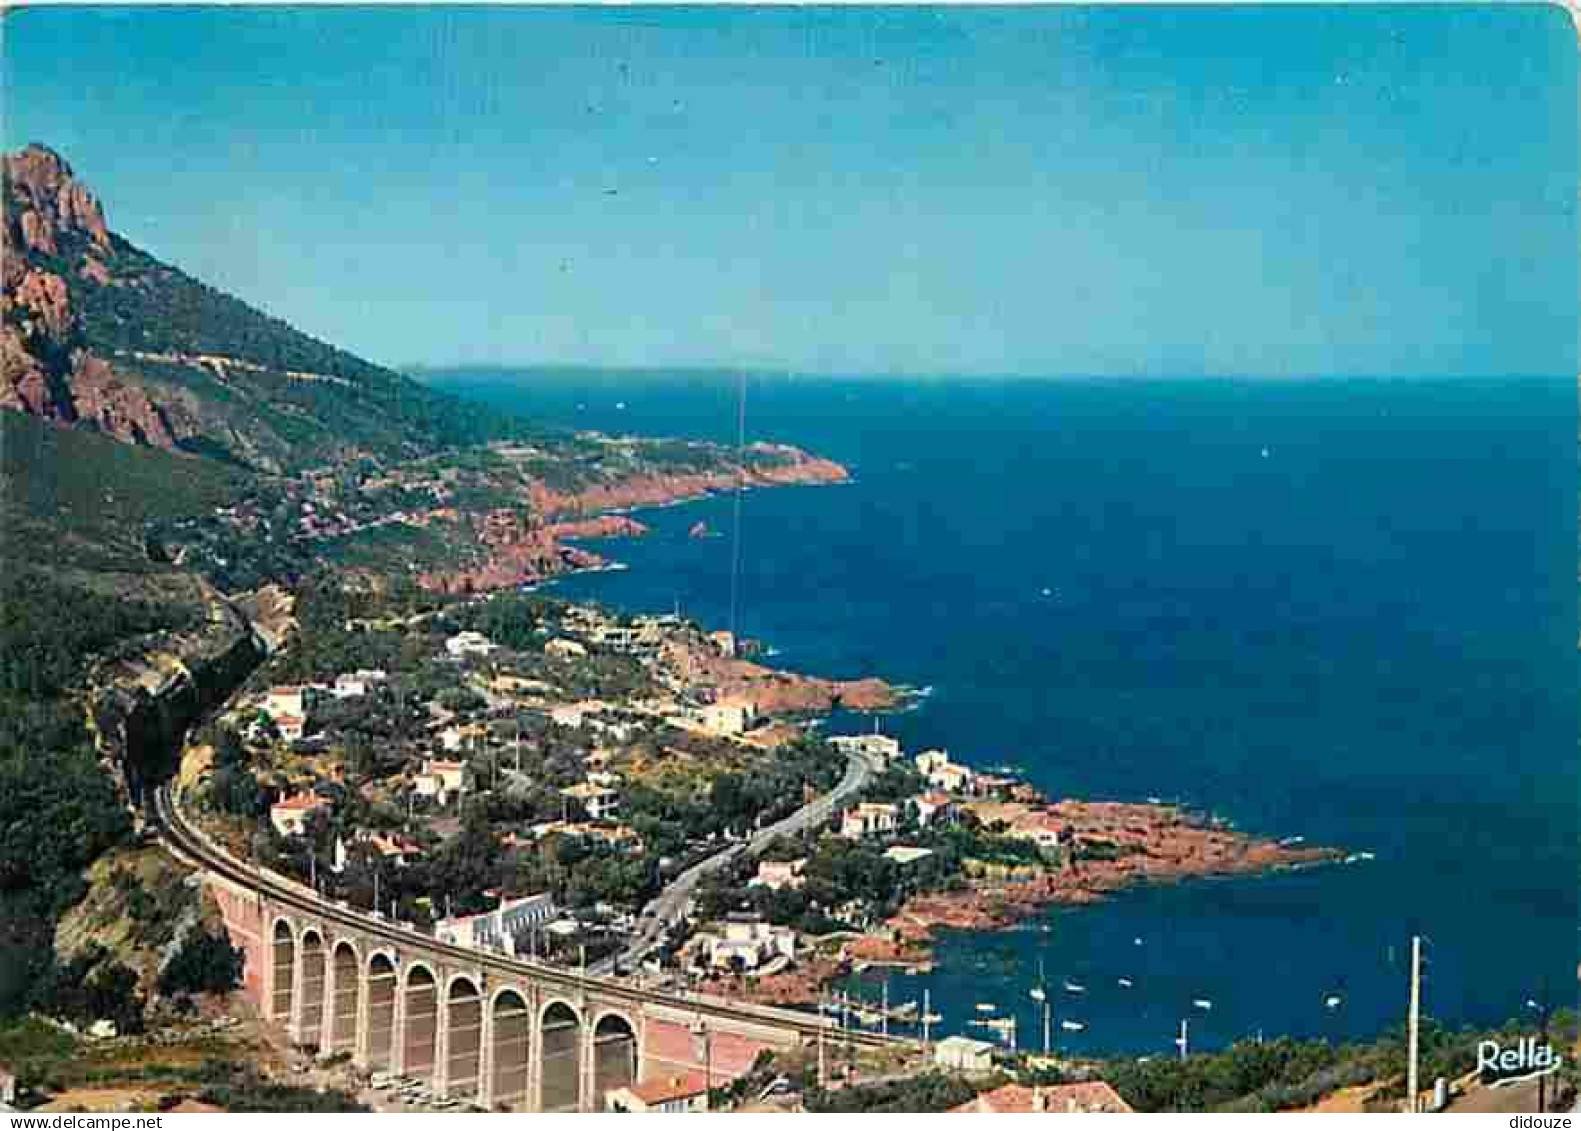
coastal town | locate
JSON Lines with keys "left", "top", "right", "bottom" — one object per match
{"left": 145, "top": 556, "right": 1347, "bottom": 1113}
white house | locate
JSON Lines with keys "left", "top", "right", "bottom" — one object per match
{"left": 701, "top": 919, "right": 797, "bottom": 972}
{"left": 331, "top": 669, "right": 387, "bottom": 699}
{"left": 829, "top": 733, "right": 903, "bottom": 764}
{"left": 434, "top": 892, "right": 557, "bottom": 954}
{"left": 445, "top": 631, "right": 499, "bottom": 658}
{"left": 839, "top": 801, "right": 899, "bottom": 839}
{"left": 915, "top": 749, "right": 974, "bottom": 794}
{"left": 262, "top": 685, "right": 319, "bottom": 722}
{"left": 561, "top": 780, "right": 620, "bottom": 821}
{"left": 934, "top": 1035, "right": 995, "bottom": 1074}
{"left": 270, "top": 791, "right": 329, "bottom": 837}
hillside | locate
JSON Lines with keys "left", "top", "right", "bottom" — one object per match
{"left": 1, "top": 143, "right": 527, "bottom": 472}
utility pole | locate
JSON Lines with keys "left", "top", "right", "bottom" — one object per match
{"left": 1538, "top": 977, "right": 1552, "bottom": 1114}
{"left": 817, "top": 995, "right": 828, "bottom": 1090}
{"left": 1406, "top": 935, "right": 1423, "bottom": 1114}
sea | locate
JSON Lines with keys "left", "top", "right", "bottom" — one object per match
{"left": 435, "top": 371, "right": 1577, "bottom": 1057}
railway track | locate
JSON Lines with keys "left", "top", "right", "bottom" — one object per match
{"left": 153, "top": 784, "right": 905, "bottom": 1050}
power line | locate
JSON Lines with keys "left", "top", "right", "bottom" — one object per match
{"left": 727, "top": 371, "right": 746, "bottom": 641}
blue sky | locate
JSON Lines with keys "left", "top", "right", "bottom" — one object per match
{"left": 5, "top": 5, "right": 1576, "bottom": 377}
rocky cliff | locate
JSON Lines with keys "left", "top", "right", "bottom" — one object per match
{"left": 1, "top": 143, "right": 526, "bottom": 471}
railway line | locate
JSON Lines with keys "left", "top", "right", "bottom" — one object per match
{"left": 153, "top": 783, "right": 906, "bottom": 1052}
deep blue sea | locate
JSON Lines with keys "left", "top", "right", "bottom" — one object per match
{"left": 437, "top": 371, "right": 1577, "bottom": 1056}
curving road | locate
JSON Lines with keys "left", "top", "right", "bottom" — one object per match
{"left": 151, "top": 783, "right": 902, "bottom": 1049}
{"left": 607, "top": 748, "right": 883, "bottom": 973}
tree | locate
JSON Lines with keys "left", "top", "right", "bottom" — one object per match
{"left": 158, "top": 926, "right": 244, "bottom": 996}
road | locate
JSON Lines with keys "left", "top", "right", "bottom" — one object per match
{"left": 605, "top": 748, "right": 882, "bottom": 972}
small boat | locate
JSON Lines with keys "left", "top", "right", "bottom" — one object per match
{"left": 1134, "top": 937, "right": 1145, "bottom": 946}
{"left": 891, "top": 1001, "right": 918, "bottom": 1019}
{"left": 1030, "top": 987, "right": 1046, "bottom": 1003}
{"left": 1324, "top": 995, "right": 1343, "bottom": 1010}
{"left": 984, "top": 1017, "right": 1017, "bottom": 1034}
{"left": 1061, "top": 1020, "right": 1086, "bottom": 1032}
{"left": 975, "top": 1003, "right": 997, "bottom": 1013}
{"left": 1063, "top": 980, "right": 1086, "bottom": 994}
{"left": 922, "top": 1011, "right": 943, "bottom": 1025}
{"left": 1260, "top": 446, "right": 1270, "bottom": 459}
{"left": 1117, "top": 977, "right": 1134, "bottom": 989}
{"left": 1193, "top": 999, "right": 1213, "bottom": 1011}
{"left": 1278, "top": 836, "right": 1306, "bottom": 847}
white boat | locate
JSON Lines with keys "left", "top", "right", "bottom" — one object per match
{"left": 1117, "top": 977, "right": 1134, "bottom": 988}
{"left": 1030, "top": 987, "right": 1046, "bottom": 1003}
{"left": 1325, "top": 995, "right": 1343, "bottom": 1010}
{"left": 1193, "top": 999, "right": 1213, "bottom": 1011}
{"left": 1063, "top": 980, "right": 1086, "bottom": 994}
{"left": 975, "top": 1002, "right": 997, "bottom": 1013}
{"left": 1134, "top": 937, "right": 1145, "bottom": 946}
{"left": 1061, "top": 1020, "right": 1086, "bottom": 1032}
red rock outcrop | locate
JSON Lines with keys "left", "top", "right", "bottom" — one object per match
{"left": 4, "top": 144, "right": 112, "bottom": 255}
{"left": 659, "top": 635, "right": 897, "bottom": 714}
{"left": 527, "top": 443, "right": 849, "bottom": 518}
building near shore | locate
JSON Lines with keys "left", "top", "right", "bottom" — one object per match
{"left": 829, "top": 733, "right": 903, "bottom": 763}
{"left": 434, "top": 891, "right": 557, "bottom": 954}
{"left": 934, "top": 1036, "right": 995, "bottom": 1074}
{"left": 1007, "top": 810, "right": 1066, "bottom": 852}
{"left": 947, "top": 1081, "right": 1133, "bottom": 1114}
{"left": 916, "top": 749, "right": 974, "bottom": 793}
{"left": 605, "top": 1072, "right": 711, "bottom": 1113}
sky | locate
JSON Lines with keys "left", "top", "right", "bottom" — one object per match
{"left": 4, "top": 4, "right": 1576, "bottom": 378}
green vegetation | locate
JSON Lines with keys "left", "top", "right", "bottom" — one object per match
{"left": 0, "top": 745, "right": 132, "bottom": 1018}
{"left": 1102, "top": 1014, "right": 1581, "bottom": 1112}
{"left": 1, "top": 407, "right": 248, "bottom": 572}
{"left": 157, "top": 927, "right": 244, "bottom": 998}
{"left": 805, "top": 1071, "right": 980, "bottom": 1113}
